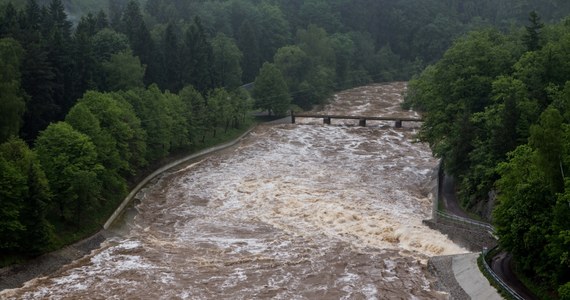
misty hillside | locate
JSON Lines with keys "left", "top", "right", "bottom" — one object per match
{"left": 0, "top": 0, "right": 145, "bottom": 23}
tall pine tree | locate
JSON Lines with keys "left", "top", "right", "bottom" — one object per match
{"left": 181, "top": 17, "right": 214, "bottom": 93}
{"left": 237, "top": 20, "right": 261, "bottom": 83}
{"left": 161, "top": 23, "right": 181, "bottom": 92}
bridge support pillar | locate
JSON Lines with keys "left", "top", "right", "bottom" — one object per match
{"left": 324, "top": 117, "right": 331, "bottom": 125}
{"left": 395, "top": 120, "right": 402, "bottom": 128}
{"left": 359, "top": 119, "right": 367, "bottom": 127}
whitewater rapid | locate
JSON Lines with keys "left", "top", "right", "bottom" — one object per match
{"left": 1, "top": 82, "right": 466, "bottom": 299}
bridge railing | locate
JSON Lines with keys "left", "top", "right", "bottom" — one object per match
{"left": 291, "top": 113, "right": 423, "bottom": 122}
{"left": 290, "top": 112, "right": 423, "bottom": 127}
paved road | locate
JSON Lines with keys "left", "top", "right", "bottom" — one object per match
{"left": 442, "top": 174, "right": 538, "bottom": 300}
{"left": 453, "top": 253, "right": 503, "bottom": 300}
{"left": 491, "top": 252, "right": 538, "bottom": 300}
{"left": 442, "top": 175, "right": 470, "bottom": 219}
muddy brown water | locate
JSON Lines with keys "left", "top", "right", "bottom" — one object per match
{"left": 1, "top": 82, "right": 466, "bottom": 299}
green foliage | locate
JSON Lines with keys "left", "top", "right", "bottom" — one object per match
{"left": 159, "top": 23, "right": 181, "bottom": 93}
{"left": 329, "top": 33, "right": 355, "bottom": 89}
{"left": 211, "top": 32, "right": 243, "bottom": 89}
{"left": 65, "top": 100, "right": 127, "bottom": 198}
{"left": 561, "top": 282, "right": 570, "bottom": 300}
{"left": 0, "top": 38, "right": 26, "bottom": 143}
{"left": 181, "top": 17, "right": 214, "bottom": 93}
{"left": 230, "top": 87, "right": 254, "bottom": 128}
{"left": 257, "top": 3, "right": 290, "bottom": 63}
{"left": 102, "top": 49, "right": 145, "bottom": 91}
{"left": 4, "top": 0, "right": 570, "bottom": 146}
{"left": 524, "top": 11, "right": 544, "bottom": 51}
{"left": 298, "top": 0, "right": 341, "bottom": 33}
{"left": 119, "top": 85, "right": 172, "bottom": 161}
{"left": 494, "top": 145, "right": 554, "bottom": 274}
{"left": 237, "top": 19, "right": 260, "bottom": 83}
{"left": 252, "top": 62, "right": 291, "bottom": 117}
{"left": 529, "top": 107, "right": 564, "bottom": 192}
{"left": 4, "top": 0, "right": 570, "bottom": 277}
{"left": 409, "top": 16, "right": 570, "bottom": 293}
{"left": 0, "top": 155, "right": 26, "bottom": 250}
{"left": 274, "top": 45, "right": 310, "bottom": 105}
{"left": 0, "top": 138, "right": 52, "bottom": 254}
{"left": 73, "top": 91, "right": 146, "bottom": 174}
{"left": 162, "top": 90, "right": 190, "bottom": 150}
{"left": 206, "top": 88, "right": 229, "bottom": 136}
{"left": 91, "top": 28, "right": 129, "bottom": 61}
{"left": 179, "top": 85, "right": 206, "bottom": 143}
{"left": 409, "top": 29, "right": 521, "bottom": 176}
{"left": 35, "top": 122, "right": 102, "bottom": 224}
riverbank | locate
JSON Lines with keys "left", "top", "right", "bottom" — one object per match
{"left": 0, "top": 83, "right": 490, "bottom": 299}
{"left": 0, "top": 125, "right": 256, "bottom": 292}
{"left": 429, "top": 253, "right": 503, "bottom": 300}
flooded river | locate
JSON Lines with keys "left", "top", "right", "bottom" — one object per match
{"left": 2, "top": 82, "right": 466, "bottom": 299}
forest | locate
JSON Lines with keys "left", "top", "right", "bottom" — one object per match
{"left": 404, "top": 12, "right": 570, "bottom": 298}
{"left": 1, "top": 0, "right": 570, "bottom": 298}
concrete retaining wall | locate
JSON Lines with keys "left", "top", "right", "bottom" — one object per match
{"left": 104, "top": 126, "right": 256, "bottom": 229}
{"left": 424, "top": 162, "right": 497, "bottom": 252}
{"left": 0, "top": 127, "right": 257, "bottom": 292}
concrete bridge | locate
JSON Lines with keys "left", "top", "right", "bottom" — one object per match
{"left": 291, "top": 112, "right": 423, "bottom": 128}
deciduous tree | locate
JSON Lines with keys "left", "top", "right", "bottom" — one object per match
{"left": 212, "top": 33, "right": 243, "bottom": 90}
{"left": 102, "top": 50, "right": 145, "bottom": 91}
{"left": 35, "top": 122, "right": 102, "bottom": 224}
{"left": 252, "top": 62, "right": 291, "bottom": 117}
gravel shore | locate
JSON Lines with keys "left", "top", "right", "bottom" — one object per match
{"left": 428, "top": 255, "right": 471, "bottom": 300}
{"left": 0, "top": 231, "right": 108, "bottom": 291}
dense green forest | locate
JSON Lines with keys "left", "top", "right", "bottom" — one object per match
{"left": 404, "top": 14, "right": 570, "bottom": 298}
{"left": 1, "top": 0, "right": 570, "bottom": 297}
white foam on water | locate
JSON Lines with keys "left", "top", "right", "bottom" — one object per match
{"left": 221, "top": 268, "right": 248, "bottom": 288}
{"left": 362, "top": 283, "right": 379, "bottom": 299}
{"left": 2, "top": 82, "right": 462, "bottom": 300}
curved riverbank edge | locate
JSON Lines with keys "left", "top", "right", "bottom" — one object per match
{"left": 104, "top": 125, "right": 257, "bottom": 230}
{"left": 0, "top": 126, "right": 256, "bottom": 292}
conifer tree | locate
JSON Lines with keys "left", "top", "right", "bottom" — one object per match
{"left": 181, "top": 17, "right": 213, "bottom": 93}
{"left": 161, "top": 23, "right": 181, "bottom": 92}
{"left": 524, "top": 11, "right": 544, "bottom": 52}
{"left": 237, "top": 20, "right": 261, "bottom": 83}
{"left": 0, "top": 38, "right": 26, "bottom": 143}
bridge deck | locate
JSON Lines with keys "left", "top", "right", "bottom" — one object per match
{"left": 292, "top": 113, "right": 422, "bottom": 122}
{"left": 291, "top": 113, "right": 422, "bottom": 127}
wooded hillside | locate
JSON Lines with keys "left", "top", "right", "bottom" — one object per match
{"left": 404, "top": 14, "right": 570, "bottom": 298}
{"left": 1, "top": 1, "right": 570, "bottom": 297}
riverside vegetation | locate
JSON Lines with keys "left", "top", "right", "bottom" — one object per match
{"left": 404, "top": 12, "right": 570, "bottom": 299}
{"left": 1, "top": 0, "right": 570, "bottom": 298}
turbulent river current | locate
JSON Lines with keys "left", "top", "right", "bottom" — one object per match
{"left": 2, "top": 82, "right": 467, "bottom": 299}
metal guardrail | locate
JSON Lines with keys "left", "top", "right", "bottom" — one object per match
{"left": 480, "top": 248, "right": 526, "bottom": 300}
{"left": 434, "top": 166, "right": 526, "bottom": 299}
{"left": 103, "top": 126, "right": 257, "bottom": 230}
{"left": 436, "top": 211, "right": 527, "bottom": 299}
{"left": 435, "top": 210, "right": 495, "bottom": 234}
